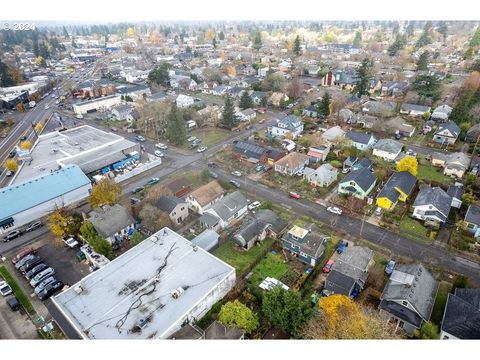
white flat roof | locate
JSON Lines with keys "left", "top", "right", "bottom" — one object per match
{"left": 13, "top": 125, "right": 137, "bottom": 183}
{"left": 51, "top": 227, "right": 235, "bottom": 339}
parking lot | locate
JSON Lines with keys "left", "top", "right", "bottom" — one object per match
{"left": 0, "top": 297, "right": 39, "bottom": 339}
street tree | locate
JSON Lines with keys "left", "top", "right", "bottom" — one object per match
{"left": 353, "top": 58, "right": 374, "bottom": 97}
{"left": 293, "top": 35, "right": 301, "bottom": 56}
{"left": 353, "top": 31, "right": 362, "bottom": 47}
{"left": 34, "top": 123, "right": 43, "bottom": 134}
{"left": 4, "top": 159, "right": 18, "bottom": 172}
{"left": 218, "top": 300, "right": 259, "bottom": 334}
{"left": 20, "top": 140, "right": 32, "bottom": 150}
{"left": 396, "top": 155, "right": 418, "bottom": 176}
{"left": 239, "top": 91, "right": 254, "bottom": 110}
{"left": 318, "top": 92, "right": 331, "bottom": 117}
{"left": 165, "top": 104, "right": 187, "bottom": 145}
{"left": 220, "top": 96, "right": 239, "bottom": 130}
{"left": 89, "top": 178, "right": 121, "bottom": 209}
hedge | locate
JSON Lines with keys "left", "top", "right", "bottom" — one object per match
{"left": 0, "top": 266, "right": 35, "bottom": 314}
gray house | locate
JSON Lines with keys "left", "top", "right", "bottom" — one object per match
{"left": 282, "top": 224, "right": 327, "bottom": 266}
{"left": 324, "top": 246, "right": 374, "bottom": 298}
{"left": 157, "top": 196, "right": 189, "bottom": 225}
{"left": 379, "top": 263, "right": 438, "bottom": 336}
{"left": 412, "top": 186, "right": 452, "bottom": 225}
{"left": 303, "top": 163, "right": 338, "bottom": 187}
{"left": 87, "top": 204, "right": 135, "bottom": 245}
{"left": 233, "top": 209, "right": 287, "bottom": 250}
{"left": 434, "top": 121, "right": 461, "bottom": 145}
{"left": 440, "top": 288, "right": 480, "bottom": 339}
{"left": 202, "top": 191, "right": 248, "bottom": 229}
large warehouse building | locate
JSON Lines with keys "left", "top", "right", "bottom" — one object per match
{"left": 0, "top": 165, "right": 92, "bottom": 235}
{"left": 48, "top": 227, "right": 236, "bottom": 339}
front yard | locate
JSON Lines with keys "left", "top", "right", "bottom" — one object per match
{"left": 399, "top": 216, "right": 431, "bottom": 243}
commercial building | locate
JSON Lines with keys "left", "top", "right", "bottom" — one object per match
{"left": 49, "top": 227, "right": 236, "bottom": 339}
{"left": 72, "top": 95, "right": 122, "bottom": 115}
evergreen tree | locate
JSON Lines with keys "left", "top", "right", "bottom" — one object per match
{"left": 469, "top": 27, "right": 480, "bottom": 48}
{"left": 218, "top": 31, "right": 225, "bottom": 41}
{"left": 212, "top": 37, "right": 217, "bottom": 49}
{"left": 251, "top": 29, "right": 262, "bottom": 50}
{"left": 260, "top": 96, "right": 268, "bottom": 108}
{"left": 353, "top": 31, "right": 362, "bottom": 47}
{"left": 353, "top": 58, "right": 374, "bottom": 97}
{"left": 239, "top": 91, "right": 253, "bottom": 110}
{"left": 387, "top": 34, "right": 407, "bottom": 56}
{"left": 406, "top": 21, "right": 415, "bottom": 37}
{"left": 412, "top": 74, "right": 441, "bottom": 103}
{"left": 165, "top": 104, "right": 187, "bottom": 145}
{"left": 438, "top": 21, "right": 448, "bottom": 41}
{"left": 293, "top": 35, "right": 301, "bottom": 56}
{"left": 318, "top": 92, "right": 331, "bottom": 117}
{"left": 416, "top": 22, "right": 432, "bottom": 49}
{"left": 148, "top": 62, "right": 170, "bottom": 86}
{"left": 416, "top": 51, "right": 430, "bottom": 71}
{"left": 221, "top": 96, "right": 239, "bottom": 130}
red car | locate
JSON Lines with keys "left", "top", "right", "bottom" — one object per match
{"left": 322, "top": 259, "right": 334, "bottom": 273}
{"left": 288, "top": 191, "right": 301, "bottom": 200}
{"left": 11, "top": 247, "right": 35, "bottom": 265}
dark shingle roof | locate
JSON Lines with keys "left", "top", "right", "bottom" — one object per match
{"left": 157, "top": 196, "right": 185, "bottom": 213}
{"left": 233, "top": 140, "right": 266, "bottom": 160}
{"left": 413, "top": 187, "right": 452, "bottom": 222}
{"left": 436, "top": 121, "right": 461, "bottom": 138}
{"left": 324, "top": 270, "right": 356, "bottom": 296}
{"left": 465, "top": 204, "right": 480, "bottom": 226}
{"left": 377, "top": 171, "right": 417, "bottom": 203}
{"left": 441, "top": 289, "right": 480, "bottom": 339}
{"left": 346, "top": 131, "right": 374, "bottom": 145}
{"left": 341, "top": 167, "right": 377, "bottom": 193}
{"left": 447, "top": 184, "right": 464, "bottom": 200}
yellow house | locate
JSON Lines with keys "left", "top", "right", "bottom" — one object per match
{"left": 376, "top": 171, "right": 417, "bottom": 210}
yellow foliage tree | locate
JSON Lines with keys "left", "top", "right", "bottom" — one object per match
{"left": 47, "top": 209, "right": 69, "bottom": 241}
{"left": 127, "top": 27, "right": 135, "bottom": 38}
{"left": 35, "top": 123, "right": 43, "bottom": 133}
{"left": 89, "top": 178, "right": 121, "bottom": 209}
{"left": 225, "top": 66, "right": 237, "bottom": 77}
{"left": 396, "top": 155, "right": 418, "bottom": 176}
{"left": 20, "top": 140, "right": 32, "bottom": 150}
{"left": 4, "top": 159, "right": 18, "bottom": 172}
{"left": 205, "top": 28, "right": 216, "bottom": 41}
{"left": 34, "top": 56, "right": 44, "bottom": 65}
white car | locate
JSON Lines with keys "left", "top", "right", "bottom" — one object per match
{"left": 44, "top": 105, "right": 50, "bottom": 110}
{"left": 187, "top": 136, "right": 197, "bottom": 142}
{"left": 231, "top": 171, "right": 242, "bottom": 177}
{"left": 326, "top": 206, "right": 343, "bottom": 215}
{"left": 155, "top": 143, "right": 168, "bottom": 150}
{"left": 197, "top": 146, "right": 207, "bottom": 153}
{"left": 76, "top": 114, "right": 84, "bottom": 119}
{"left": 63, "top": 237, "right": 79, "bottom": 248}
{"left": 154, "top": 150, "right": 165, "bottom": 158}
{"left": 248, "top": 201, "right": 261, "bottom": 211}
{"left": 30, "top": 268, "right": 55, "bottom": 288}
{"left": 0, "top": 281, "right": 12, "bottom": 296}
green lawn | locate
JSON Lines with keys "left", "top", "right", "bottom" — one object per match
{"left": 0, "top": 266, "right": 35, "bottom": 314}
{"left": 190, "top": 128, "right": 230, "bottom": 148}
{"left": 399, "top": 216, "right": 431, "bottom": 243}
{"left": 248, "top": 253, "right": 295, "bottom": 287}
{"left": 418, "top": 163, "right": 454, "bottom": 185}
{"left": 431, "top": 281, "right": 453, "bottom": 325}
{"left": 213, "top": 237, "right": 275, "bottom": 275}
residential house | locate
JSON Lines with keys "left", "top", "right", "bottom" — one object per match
{"left": 321, "top": 126, "right": 346, "bottom": 143}
{"left": 440, "top": 288, "right": 480, "bottom": 339}
{"left": 269, "top": 92, "right": 289, "bottom": 107}
{"left": 362, "top": 101, "right": 396, "bottom": 117}
{"left": 201, "top": 191, "right": 248, "bottom": 229}
{"left": 236, "top": 108, "right": 257, "bottom": 122}
{"left": 165, "top": 177, "right": 192, "bottom": 198}
{"left": 211, "top": 85, "right": 229, "bottom": 96}
{"left": 334, "top": 69, "right": 358, "bottom": 90}
{"left": 282, "top": 224, "right": 327, "bottom": 266}
{"left": 381, "top": 81, "right": 409, "bottom": 97}
{"left": 111, "top": 104, "right": 136, "bottom": 122}
{"left": 233, "top": 140, "right": 267, "bottom": 163}
{"left": 431, "top": 104, "right": 452, "bottom": 122}
{"left": 157, "top": 196, "right": 189, "bottom": 225}
{"left": 307, "top": 64, "right": 321, "bottom": 76}
{"left": 443, "top": 152, "right": 470, "bottom": 178}
{"left": 412, "top": 186, "right": 452, "bottom": 225}
{"left": 307, "top": 145, "right": 330, "bottom": 163}
{"left": 87, "top": 204, "right": 135, "bottom": 245}
{"left": 343, "top": 156, "right": 358, "bottom": 171}
{"left": 464, "top": 204, "right": 480, "bottom": 238}
{"left": 274, "top": 152, "right": 309, "bottom": 176}
{"left": 400, "top": 103, "right": 431, "bottom": 117}
{"left": 185, "top": 180, "right": 224, "bottom": 215}
{"left": 250, "top": 91, "right": 267, "bottom": 106}
{"left": 346, "top": 131, "right": 376, "bottom": 150}
{"left": 337, "top": 167, "right": 377, "bottom": 200}
{"left": 379, "top": 263, "right": 438, "bottom": 336}
{"left": 431, "top": 152, "right": 448, "bottom": 167}
{"left": 258, "top": 67, "right": 269, "bottom": 77}
{"left": 324, "top": 246, "right": 374, "bottom": 298}
{"left": 398, "top": 124, "right": 416, "bottom": 138}
{"left": 302, "top": 105, "right": 318, "bottom": 118}
{"left": 434, "top": 121, "right": 461, "bottom": 145}
{"left": 339, "top": 108, "right": 354, "bottom": 123}
{"left": 263, "top": 148, "right": 286, "bottom": 166}
{"left": 176, "top": 94, "right": 195, "bottom": 108}
{"left": 352, "top": 158, "right": 373, "bottom": 172}
{"left": 447, "top": 184, "right": 464, "bottom": 209}
{"left": 268, "top": 115, "right": 304, "bottom": 139}
{"left": 321, "top": 71, "right": 335, "bottom": 86}
{"left": 303, "top": 163, "right": 338, "bottom": 187}
{"left": 200, "top": 81, "right": 219, "bottom": 94}
{"left": 372, "top": 139, "right": 403, "bottom": 162}
{"left": 233, "top": 209, "right": 287, "bottom": 250}
{"left": 466, "top": 124, "right": 480, "bottom": 144}
{"left": 376, "top": 171, "right": 417, "bottom": 210}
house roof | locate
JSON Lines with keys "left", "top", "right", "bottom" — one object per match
{"left": 346, "top": 131, "right": 374, "bottom": 145}
{"left": 233, "top": 140, "right": 266, "bottom": 160}
{"left": 436, "top": 121, "right": 461, "bottom": 138}
{"left": 322, "top": 126, "right": 346, "bottom": 141}
{"left": 373, "top": 139, "right": 403, "bottom": 154}
{"left": 445, "top": 152, "right": 470, "bottom": 169}
{"left": 274, "top": 152, "right": 308, "bottom": 168}
{"left": 189, "top": 181, "right": 224, "bottom": 207}
{"left": 275, "top": 115, "right": 302, "bottom": 131}
{"left": 377, "top": 171, "right": 417, "bottom": 203}
{"left": 205, "top": 321, "right": 243, "bottom": 339}
{"left": 353, "top": 158, "right": 373, "bottom": 170}
{"left": 401, "top": 103, "right": 431, "bottom": 113}
{"left": 157, "top": 196, "right": 186, "bottom": 213}
{"left": 307, "top": 146, "right": 329, "bottom": 158}
{"left": 341, "top": 167, "right": 377, "bottom": 193}
{"left": 192, "top": 229, "right": 220, "bottom": 252}
{"left": 465, "top": 204, "right": 480, "bottom": 226}
{"left": 165, "top": 177, "right": 192, "bottom": 196}
{"left": 88, "top": 204, "right": 135, "bottom": 239}
{"left": 324, "top": 270, "right": 356, "bottom": 296}
{"left": 380, "top": 263, "right": 438, "bottom": 325}
{"left": 233, "top": 209, "right": 286, "bottom": 248}
{"left": 210, "top": 191, "right": 248, "bottom": 222}
{"left": 441, "top": 288, "right": 480, "bottom": 339}
{"left": 447, "top": 184, "right": 464, "bottom": 200}
{"left": 283, "top": 224, "right": 326, "bottom": 260}
{"left": 413, "top": 186, "right": 452, "bottom": 222}
{"left": 199, "top": 212, "right": 220, "bottom": 227}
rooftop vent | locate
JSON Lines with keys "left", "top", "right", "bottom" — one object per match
{"left": 74, "top": 284, "right": 84, "bottom": 294}
{"left": 137, "top": 318, "right": 148, "bottom": 329}
{"left": 171, "top": 287, "right": 185, "bottom": 299}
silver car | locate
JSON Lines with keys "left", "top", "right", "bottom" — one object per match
{"left": 15, "top": 254, "right": 35, "bottom": 270}
{"left": 34, "top": 276, "right": 56, "bottom": 295}
{"left": 30, "top": 268, "right": 55, "bottom": 288}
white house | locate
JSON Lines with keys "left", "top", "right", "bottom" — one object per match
{"left": 268, "top": 115, "right": 304, "bottom": 139}
{"left": 372, "top": 139, "right": 403, "bottom": 162}
{"left": 176, "top": 94, "right": 195, "bottom": 108}
{"left": 202, "top": 191, "right": 248, "bottom": 229}
{"left": 235, "top": 109, "right": 257, "bottom": 122}
{"left": 303, "top": 163, "right": 338, "bottom": 187}
{"left": 72, "top": 95, "right": 122, "bottom": 115}
{"left": 186, "top": 181, "right": 225, "bottom": 214}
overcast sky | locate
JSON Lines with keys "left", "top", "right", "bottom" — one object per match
{"left": 0, "top": 0, "right": 477, "bottom": 22}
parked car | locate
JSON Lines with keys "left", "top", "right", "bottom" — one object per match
{"left": 6, "top": 170, "right": 14, "bottom": 177}
{"left": 327, "top": 206, "right": 343, "bottom": 215}
{"left": 134, "top": 135, "right": 145, "bottom": 142}
{"left": 21, "top": 257, "right": 43, "bottom": 274}
{"left": 6, "top": 296, "right": 21, "bottom": 311}
{"left": 197, "top": 146, "right": 207, "bottom": 153}
{"left": 207, "top": 161, "right": 218, "bottom": 168}
{"left": 154, "top": 150, "right": 165, "bottom": 158}
{"left": 187, "top": 136, "right": 197, "bottom": 142}
{"left": 130, "top": 197, "right": 141, "bottom": 205}
{"left": 323, "top": 259, "right": 334, "bottom": 273}
{"left": 229, "top": 180, "right": 241, "bottom": 188}
{"left": 146, "top": 177, "right": 160, "bottom": 186}
{"left": 248, "top": 201, "right": 261, "bottom": 211}
{"left": 76, "top": 114, "right": 84, "bottom": 119}
{"left": 34, "top": 276, "right": 57, "bottom": 295}
{"left": 132, "top": 186, "right": 145, "bottom": 194}
{"left": 336, "top": 239, "right": 349, "bottom": 254}
{"left": 30, "top": 268, "right": 55, "bottom": 288}
{"left": 374, "top": 207, "right": 383, "bottom": 216}
{"left": 209, "top": 171, "right": 219, "bottom": 179}
{"left": 25, "top": 221, "right": 43, "bottom": 232}
{"left": 155, "top": 143, "right": 168, "bottom": 150}
{"left": 341, "top": 168, "right": 350, "bottom": 174}
{"left": 38, "top": 280, "right": 64, "bottom": 301}
{"left": 11, "top": 247, "right": 35, "bottom": 265}
{"left": 471, "top": 164, "right": 479, "bottom": 176}
{"left": 25, "top": 263, "right": 48, "bottom": 280}
{"left": 231, "top": 171, "right": 242, "bottom": 177}
{"left": 64, "top": 237, "right": 79, "bottom": 249}
{"left": 15, "top": 254, "right": 35, "bottom": 270}
{"left": 288, "top": 191, "right": 301, "bottom": 200}
{"left": 385, "top": 260, "right": 396, "bottom": 275}
{"left": 0, "top": 281, "right": 13, "bottom": 296}
{"left": 255, "top": 164, "right": 265, "bottom": 172}
{"left": 8, "top": 150, "right": 16, "bottom": 158}
{"left": 3, "top": 229, "right": 23, "bottom": 242}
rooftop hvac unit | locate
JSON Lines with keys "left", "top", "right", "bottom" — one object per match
{"left": 137, "top": 318, "right": 148, "bottom": 329}
{"left": 171, "top": 287, "right": 185, "bottom": 299}
{"left": 74, "top": 284, "right": 84, "bottom": 294}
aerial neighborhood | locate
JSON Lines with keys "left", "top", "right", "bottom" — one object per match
{"left": 1, "top": 18, "right": 480, "bottom": 342}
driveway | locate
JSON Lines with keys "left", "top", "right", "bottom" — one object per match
{"left": 0, "top": 296, "right": 39, "bottom": 339}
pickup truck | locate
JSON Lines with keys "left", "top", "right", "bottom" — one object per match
{"left": 336, "top": 239, "right": 349, "bottom": 254}
{"left": 64, "top": 237, "right": 79, "bottom": 249}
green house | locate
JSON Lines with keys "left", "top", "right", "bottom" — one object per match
{"left": 337, "top": 167, "right": 377, "bottom": 200}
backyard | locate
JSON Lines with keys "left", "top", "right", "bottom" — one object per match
{"left": 430, "top": 281, "right": 453, "bottom": 325}
{"left": 248, "top": 252, "right": 298, "bottom": 288}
